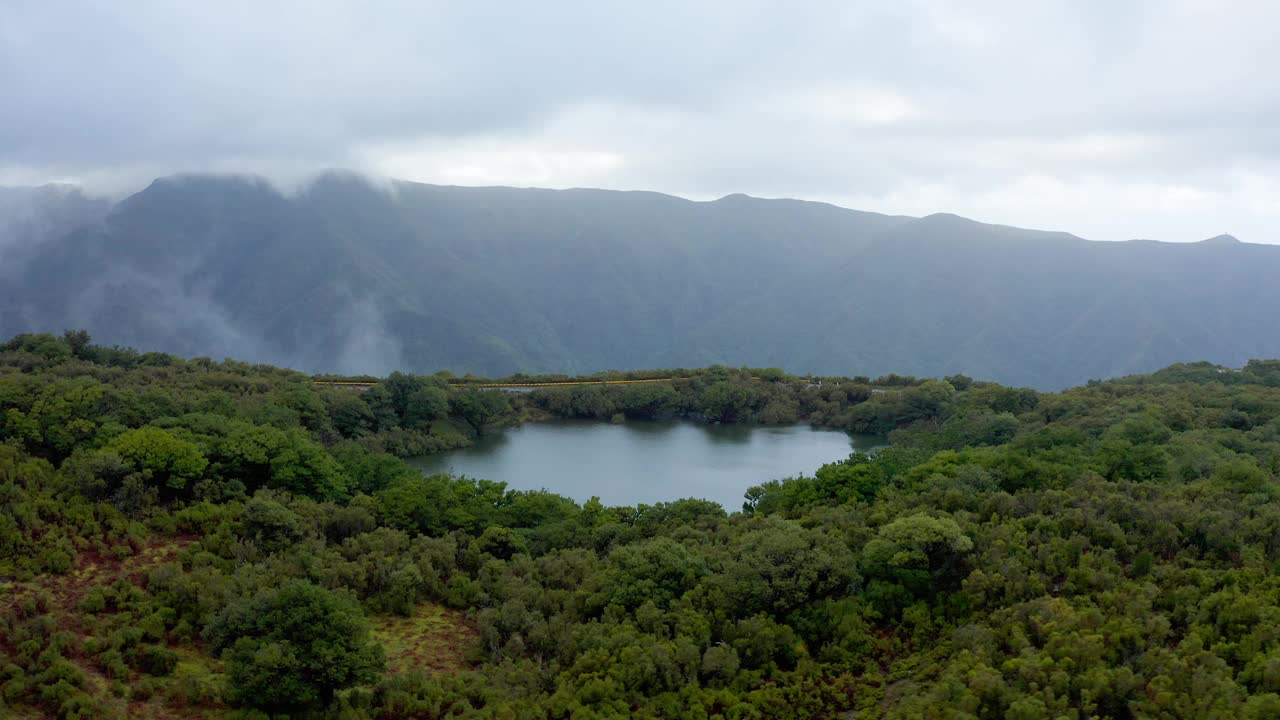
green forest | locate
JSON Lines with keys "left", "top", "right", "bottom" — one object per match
{"left": 4, "top": 331, "right": 1280, "bottom": 719}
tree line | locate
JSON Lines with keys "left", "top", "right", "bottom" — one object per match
{"left": 3, "top": 331, "right": 1280, "bottom": 718}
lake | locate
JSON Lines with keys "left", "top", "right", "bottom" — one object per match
{"left": 408, "top": 420, "right": 886, "bottom": 510}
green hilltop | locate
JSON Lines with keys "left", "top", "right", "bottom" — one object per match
{"left": 3, "top": 332, "right": 1280, "bottom": 717}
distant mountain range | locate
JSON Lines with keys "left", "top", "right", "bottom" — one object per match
{"left": 2, "top": 172, "right": 1277, "bottom": 389}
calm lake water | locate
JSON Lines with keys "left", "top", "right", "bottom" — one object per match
{"left": 408, "top": 420, "right": 886, "bottom": 510}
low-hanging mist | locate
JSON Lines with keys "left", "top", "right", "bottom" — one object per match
{"left": 2, "top": 171, "right": 1278, "bottom": 389}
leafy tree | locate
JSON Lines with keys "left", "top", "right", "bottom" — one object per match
{"left": 618, "top": 382, "right": 678, "bottom": 419}
{"left": 863, "top": 513, "right": 973, "bottom": 601}
{"left": 759, "top": 398, "right": 800, "bottom": 424}
{"left": 700, "top": 381, "right": 753, "bottom": 423}
{"left": 475, "top": 525, "right": 528, "bottom": 560}
{"left": 323, "top": 390, "right": 375, "bottom": 437}
{"left": 205, "top": 580, "right": 384, "bottom": 712}
{"left": 329, "top": 439, "right": 417, "bottom": 494}
{"left": 383, "top": 372, "right": 424, "bottom": 416}
{"left": 268, "top": 429, "right": 348, "bottom": 500}
{"left": 1213, "top": 457, "right": 1271, "bottom": 492}
{"left": 107, "top": 426, "right": 208, "bottom": 495}
{"left": 239, "top": 494, "right": 303, "bottom": 552}
{"left": 361, "top": 384, "right": 402, "bottom": 431}
{"left": 379, "top": 473, "right": 509, "bottom": 534}
{"left": 715, "top": 519, "right": 857, "bottom": 615}
{"left": 404, "top": 385, "right": 449, "bottom": 428}
{"left": 595, "top": 536, "right": 709, "bottom": 610}
{"left": 62, "top": 329, "right": 92, "bottom": 359}
{"left": 813, "top": 454, "right": 885, "bottom": 503}
{"left": 450, "top": 388, "right": 511, "bottom": 436}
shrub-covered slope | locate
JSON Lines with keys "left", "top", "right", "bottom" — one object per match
{"left": 3, "top": 333, "right": 1280, "bottom": 718}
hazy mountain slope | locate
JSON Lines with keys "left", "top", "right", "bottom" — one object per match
{"left": 0, "top": 184, "right": 113, "bottom": 334}
{"left": 1, "top": 172, "right": 1277, "bottom": 388}
{"left": 0, "top": 184, "right": 109, "bottom": 247}
{"left": 0, "top": 184, "right": 110, "bottom": 272}
{"left": 784, "top": 216, "right": 1280, "bottom": 386}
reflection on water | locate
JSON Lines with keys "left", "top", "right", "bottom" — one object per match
{"left": 408, "top": 419, "right": 886, "bottom": 511}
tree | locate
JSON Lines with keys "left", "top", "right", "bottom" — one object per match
{"left": 814, "top": 454, "right": 884, "bottom": 503}
{"left": 450, "top": 388, "right": 511, "bottom": 436}
{"left": 215, "top": 421, "right": 287, "bottom": 491}
{"left": 715, "top": 519, "right": 857, "bottom": 615}
{"left": 700, "top": 381, "right": 752, "bottom": 423}
{"left": 1213, "top": 458, "right": 1271, "bottom": 492}
{"left": 759, "top": 398, "right": 800, "bottom": 424}
{"left": 862, "top": 513, "right": 973, "bottom": 601}
{"left": 62, "top": 329, "right": 92, "bottom": 359}
{"left": 239, "top": 494, "right": 302, "bottom": 552}
{"left": 329, "top": 439, "right": 418, "bottom": 494}
{"left": 205, "top": 580, "right": 384, "bottom": 712}
{"left": 323, "top": 390, "right": 375, "bottom": 437}
{"left": 383, "top": 372, "right": 424, "bottom": 417}
{"left": 268, "top": 429, "right": 349, "bottom": 500}
{"left": 404, "top": 385, "right": 449, "bottom": 428}
{"left": 595, "top": 536, "right": 709, "bottom": 610}
{"left": 383, "top": 372, "right": 451, "bottom": 427}
{"left": 475, "top": 525, "right": 528, "bottom": 560}
{"left": 362, "top": 385, "right": 401, "bottom": 431}
{"left": 618, "top": 382, "right": 678, "bottom": 419}
{"left": 107, "top": 426, "right": 208, "bottom": 495}
{"left": 565, "top": 385, "right": 616, "bottom": 419}
{"left": 379, "top": 473, "right": 509, "bottom": 534}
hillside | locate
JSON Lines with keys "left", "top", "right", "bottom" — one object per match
{"left": 1, "top": 173, "right": 1278, "bottom": 388}
{"left": 4, "top": 334, "right": 1280, "bottom": 717}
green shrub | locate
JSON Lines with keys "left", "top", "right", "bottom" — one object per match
{"left": 41, "top": 549, "right": 73, "bottom": 575}
{"left": 168, "top": 662, "right": 225, "bottom": 706}
{"left": 78, "top": 588, "right": 107, "bottom": 614}
{"left": 133, "top": 645, "right": 178, "bottom": 677}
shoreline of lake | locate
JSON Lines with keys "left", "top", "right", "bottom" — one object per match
{"left": 408, "top": 419, "right": 886, "bottom": 510}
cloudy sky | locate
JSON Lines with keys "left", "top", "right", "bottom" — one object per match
{"left": 2, "top": 0, "right": 1278, "bottom": 242}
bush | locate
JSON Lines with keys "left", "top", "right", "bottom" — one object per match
{"left": 40, "top": 549, "right": 73, "bottom": 575}
{"left": 78, "top": 588, "right": 107, "bottom": 614}
{"left": 205, "top": 580, "right": 385, "bottom": 712}
{"left": 133, "top": 645, "right": 178, "bottom": 677}
{"left": 168, "top": 662, "right": 224, "bottom": 706}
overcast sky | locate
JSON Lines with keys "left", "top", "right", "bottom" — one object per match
{"left": 2, "top": 1, "right": 1278, "bottom": 242}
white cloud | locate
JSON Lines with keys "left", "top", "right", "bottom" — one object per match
{"left": 2, "top": 1, "right": 1279, "bottom": 242}
{"left": 839, "top": 171, "right": 1280, "bottom": 242}
{"left": 357, "top": 136, "right": 626, "bottom": 189}
{"left": 780, "top": 86, "right": 923, "bottom": 127}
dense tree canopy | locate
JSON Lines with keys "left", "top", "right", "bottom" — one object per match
{"left": 5, "top": 331, "right": 1280, "bottom": 718}
{"left": 205, "top": 580, "right": 384, "bottom": 711}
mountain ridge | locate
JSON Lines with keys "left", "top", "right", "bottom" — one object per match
{"left": 1, "top": 172, "right": 1276, "bottom": 388}
{"left": 9, "top": 173, "right": 1263, "bottom": 247}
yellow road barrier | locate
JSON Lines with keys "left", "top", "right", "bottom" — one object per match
{"left": 312, "top": 377, "right": 680, "bottom": 389}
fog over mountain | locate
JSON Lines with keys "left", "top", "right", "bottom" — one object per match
{"left": 2, "top": 172, "right": 1277, "bottom": 389}
{"left": 7, "top": 3, "right": 1280, "bottom": 244}
{"left": 0, "top": 184, "right": 110, "bottom": 255}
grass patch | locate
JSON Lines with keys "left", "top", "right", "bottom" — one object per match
{"left": 372, "top": 603, "right": 477, "bottom": 675}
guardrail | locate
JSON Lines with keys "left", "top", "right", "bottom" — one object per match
{"left": 312, "top": 377, "right": 679, "bottom": 389}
